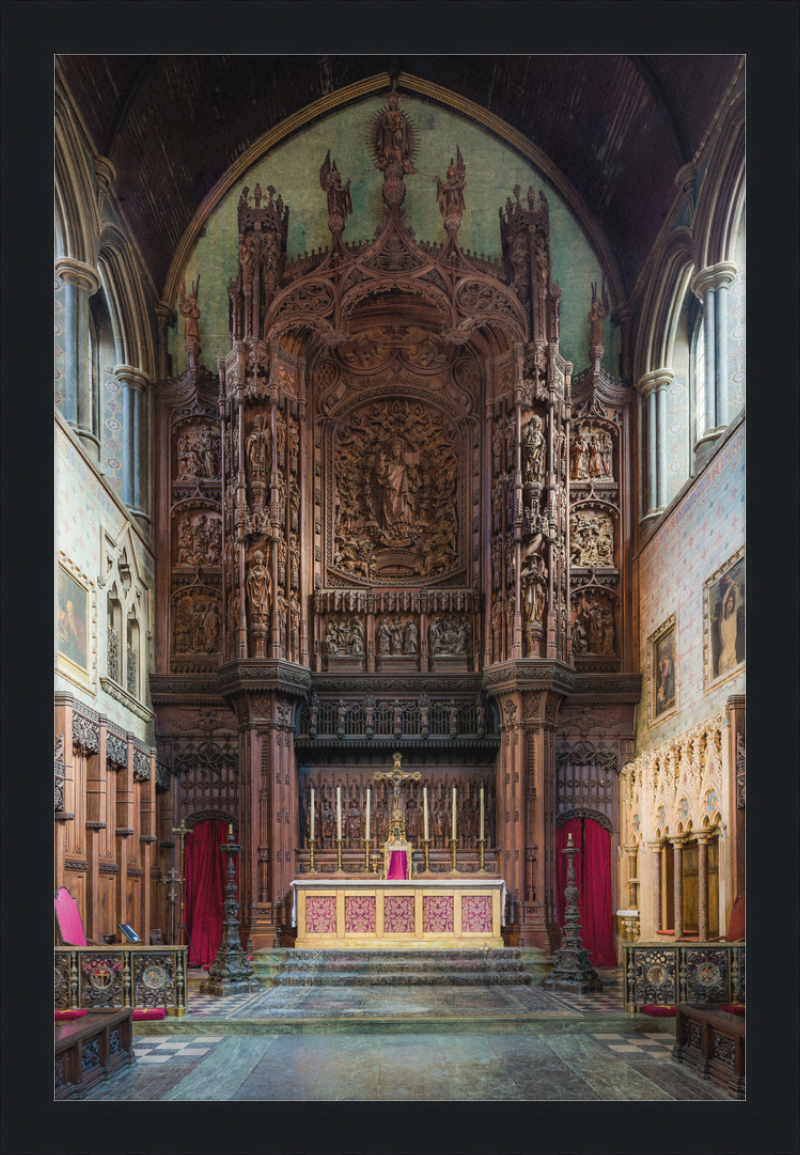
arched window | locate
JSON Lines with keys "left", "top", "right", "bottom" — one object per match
{"left": 693, "top": 309, "right": 706, "bottom": 436}
{"left": 107, "top": 590, "right": 123, "bottom": 683}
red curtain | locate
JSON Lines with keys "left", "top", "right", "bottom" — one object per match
{"left": 555, "top": 817, "right": 616, "bottom": 966}
{"left": 581, "top": 818, "right": 617, "bottom": 965}
{"left": 184, "top": 820, "right": 238, "bottom": 967}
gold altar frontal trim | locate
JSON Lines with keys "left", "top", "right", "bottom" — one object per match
{"left": 292, "top": 879, "right": 505, "bottom": 948}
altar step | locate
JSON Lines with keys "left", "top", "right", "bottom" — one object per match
{"left": 269, "top": 948, "right": 533, "bottom": 987}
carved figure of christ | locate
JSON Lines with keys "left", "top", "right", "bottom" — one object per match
{"left": 374, "top": 442, "right": 419, "bottom": 534}
{"left": 374, "top": 753, "right": 421, "bottom": 826}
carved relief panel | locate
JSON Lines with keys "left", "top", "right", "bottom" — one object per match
{"left": 327, "top": 396, "right": 464, "bottom": 587}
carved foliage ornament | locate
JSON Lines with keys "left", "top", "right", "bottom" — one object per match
{"left": 133, "top": 750, "right": 151, "bottom": 782}
{"left": 106, "top": 734, "right": 127, "bottom": 770}
{"left": 331, "top": 399, "right": 459, "bottom": 583}
{"left": 73, "top": 714, "right": 100, "bottom": 755}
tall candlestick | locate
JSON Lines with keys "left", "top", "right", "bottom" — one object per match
{"left": 310, "top": 788, "right": 315, "bottom": 840}
{"left": 452, "top": 786, "right": 457, "bottom": 842}
{"left": 228, "top": 823, "right": 234, "bottom": 837}
{"left": 336, "top": 787, "right": 342, "bottom": 840}
{"left": 423, "top": 787, "right": 429, "bottom": 841}
{"left": 480, "top": 786, "right": 484, "bottom": 842}
{"left": 365, "top": 789, "right": 371, "bottom": 843}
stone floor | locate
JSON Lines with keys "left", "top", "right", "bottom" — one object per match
{"left": 87, "top": 1030, "right": 732, "bottom": 1101}
{"left": 81, "top": 965, "right": 735, "bottom": 1101}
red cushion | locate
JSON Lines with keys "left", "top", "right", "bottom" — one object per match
{"left": 132, "top": 1009, "right": 166, "bottom": 1021}
{"left": 55, "top": 1010, "right": 87, "bottom": 1021}
{"left": 640, "top": 1005, "right": 677, "bottom": 1017}
{"left": 720, "top": 1004, "right": 745, "bottom": 1017}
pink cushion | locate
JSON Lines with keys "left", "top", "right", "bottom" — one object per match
{"left": 132, "top": 1009, "right": 166, "bottom": 1021}
{"left": 55, "top": 1009, "right": 87, "bottom": 1021}
{"left": 720, "top": 1004, "right": 745, "bottom": 1017}
{"left": 54, "top": 886, "right": 87, "bottom": 946}
{"left": 640, "top": 1005, "right": 676, "bottom": 1017}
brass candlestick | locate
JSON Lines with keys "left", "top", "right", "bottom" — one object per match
{"left": 335, "top": 837, "right": 344, "bottom": 873}
{"left": 450, "top": 837, "right": 458, "bottom": 873}
{"left": 477, "top": 837, "right": 487, "bottom": 872}
{"left": 364, "top": 837, "right": 372, "bottom": 872}
{"left": 308, "top": 837, "right": 317, "bottom": 873}
{"left": 372, "top": 851, "right": 380, "bottom": 877}
{"left": 422, "top": 837, "right": 431, "bottom": 874}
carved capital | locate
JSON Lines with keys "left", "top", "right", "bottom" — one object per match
{"left": 636, "top": 368, "right": 674, "bottom": 397}
{"left": 54, "top": 256, "right": 101, "bottom": 296}
{"left": 690, "top": 262, "right": 739, "bottom": 299}
{"left": 93, "top": 155, "right": 117, "bottom": 196}
{"left": 113, "top": 364, "right": 150, "bottom": 393}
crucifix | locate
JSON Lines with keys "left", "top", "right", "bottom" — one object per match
{"left": 171, "top": 818, "right": 194, "bottom": 956}
{"left": 158, "top": 866, "right": 182, "bottom": 946}
{"left": 374, "top": 752, "right": 420, "bottom": 839}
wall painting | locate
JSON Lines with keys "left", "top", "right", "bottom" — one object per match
{"left": 704, "top": 548, "right": 745, "bottom": 691}
{"left": 649, "top": 613, "right": 677, "bottom": 726}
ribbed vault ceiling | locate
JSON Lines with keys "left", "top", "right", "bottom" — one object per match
{"left": 57, "top": 54, "right": 743, "bottom": 299}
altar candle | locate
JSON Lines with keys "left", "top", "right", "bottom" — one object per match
{"left": 228, "top": 823, "right": 233, "bottom": 836}
{"left": 337, "top": 787, "right": 342, "bottom": 840}
{"left": 452, "top": 786, "right": 457, "bottom": 841}
{"left": 365, "top": 789, "right": 371, "bottom": 842}
{"left": 423, "top": 787, "right": 429, "bottom": 840}
{"left": 310, "top": 789, "right": 315, "bottom": 840}
{"left": 480, "top": 786, "right": 484, "bottom": 841}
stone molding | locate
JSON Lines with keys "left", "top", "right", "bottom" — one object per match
{"left": 54, "top": 256, "right": 101, "bottom": 295}
{"left": 690, "top": 261, "right": 739, "bottom": 299}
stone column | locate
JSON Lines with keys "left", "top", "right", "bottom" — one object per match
{"left": 55, "top": 257, "right": 101, "bottom": 461}
{"left": 647, "top": 840, "right": 664, "bottom": 933}
{"left": 691, "top": 263, "right": 738, "bottom": 436}
{"left": 638, "top": 369, "right": 674, "bottom": 520}
{"left": 670, "top": 835, "right": 687, "bottom": 940}
{"left": 113, "top": 365, "right": 150, "bottom": 527}
{"left": 625, "top": 844, "right": 639, "bottom": 909}
{"left": 696, "top": 831, "right": 713, "bottom": 942}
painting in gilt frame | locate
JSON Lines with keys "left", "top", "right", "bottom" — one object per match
{"left": 704, "top": 548, "right": 745, "bottom": 692}
{"left": 649, "top": 613, "right": 677, "bottom": 726}
{"left": 56, "top": 554, "right": 96, "bottom": 693}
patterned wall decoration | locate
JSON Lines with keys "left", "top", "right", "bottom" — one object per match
{"left": 101, "top": 365, "right": 125, "bottom": 495}
{"left": 666, "top": 371, "right": 689, "bottom": 500}
{"left": 727, "top": 272, "right": 746, "bottom": 420}
{"left": 55, "top": 422, "right": 155, "bottom": 742}
{"left": 635, "top": 420, "right": 744, "bottom": 753}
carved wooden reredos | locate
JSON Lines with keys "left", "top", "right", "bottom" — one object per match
{"left": 151, "top": 90, "right": 638, "bottom": 946}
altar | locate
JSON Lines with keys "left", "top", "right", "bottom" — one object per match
{"left": 291, "top": 878, "right": 506, "bottom": 948}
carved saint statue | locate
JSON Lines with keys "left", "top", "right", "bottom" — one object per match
{"left": 319, "top": 150, "right": 353, "bottom": 228}
{"left": 246, "top": 414, "right": 270, "bottom": 481}
{"left": 522, "top": 414, "right": 546, "bottom": 484}
{"left": 246, "top": 550, "right": 271, "bottom": 623}
{"left": 377, "top": 616, "right": 392, "bottom": 657}
{"left": 374, "top": 438, "right": 419, "bottom": 536}
{"left": 403, "top": 616, "right": 418, "bottom": 655}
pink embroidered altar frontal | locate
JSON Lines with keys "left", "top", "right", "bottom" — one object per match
{"left": 292, "top": 879, "right": 506, "bottom": 947}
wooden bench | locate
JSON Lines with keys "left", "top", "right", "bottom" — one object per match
{"left": 672, "top": 1003, "right": 745, "bottom": 1098}
{"left": 55, "top": 1008, "right": 135, "bottom": 1100}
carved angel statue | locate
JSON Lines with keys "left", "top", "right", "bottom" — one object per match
{"left": 179, "top": 275, "right": 201, "bottom": 343}
{"left": 319, "top": 150, "right": 353, "bottom": 228}
{"left": 588, "top": 277, "right": 609, "bottom": 354}
{"left": 436, "top": 146, "right": 466, "bottom": 231}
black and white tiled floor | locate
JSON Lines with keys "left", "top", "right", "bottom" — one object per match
{"left": 590, "top": 1032, "right": 674, "bottom": 1060}
{"left": 132, "top": 1036, "right": 225, "bottom": 1062}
